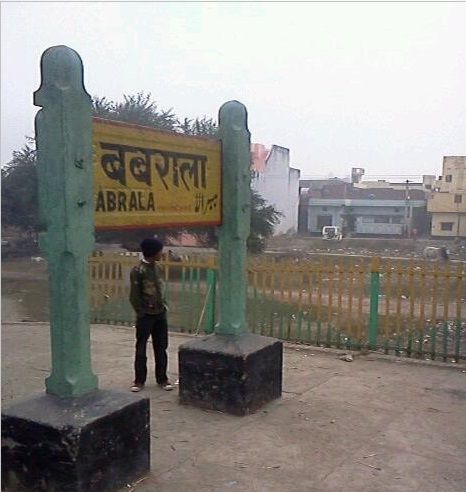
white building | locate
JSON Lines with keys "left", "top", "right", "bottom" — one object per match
{"left": 251, "top": 143, "right": 300, "bottom": 235}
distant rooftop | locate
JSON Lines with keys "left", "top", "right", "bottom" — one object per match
{"left": 305, "top": 182, "right": 426, "bottom": 201}
{"left": 299, "top": 177, "right": 347, "bottom": 190}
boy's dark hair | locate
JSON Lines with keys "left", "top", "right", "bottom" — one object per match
{"left": 140, "top": 238, "right": 163, "bottom": 257}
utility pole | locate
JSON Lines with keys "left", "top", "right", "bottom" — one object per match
{"left": 404, "top": 179, "right": 411, "bottom": 238}
{"left": 456, "top": 201, "right": 460, "bottom": 238}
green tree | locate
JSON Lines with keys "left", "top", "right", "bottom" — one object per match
{"left": 92, "top": 92, "right": 178, "bottom": 130}
{"left": 1, "top": 138, "right": 39, "bottom": 230}
{"left": 247, "top": 190, "right": 283, "bottom": 253}
{"left": 192, "top": 189, "right": 282, "bottom": 253}
{"left": 179, "top": 116, "right": 218, "bottom": 137}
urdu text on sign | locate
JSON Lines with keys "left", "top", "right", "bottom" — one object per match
{"left": 93, "top": 118, "right": 222, "bottom": 230}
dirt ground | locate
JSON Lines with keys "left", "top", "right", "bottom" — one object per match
{"left": 2, "top": 322, "right": 466, "bottom": 492}
{"left": 1, "top": 258, "right": 49, "bottom": 322}
{"left": 265, "top": 236, "right": 466, "bottom": 261}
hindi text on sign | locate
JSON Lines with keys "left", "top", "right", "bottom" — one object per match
{"left": 93, "top": 118, "right": 221, "bottom": 229}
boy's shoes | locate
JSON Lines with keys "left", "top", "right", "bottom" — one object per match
{"left": 159, "top": 381, "right": 174, "bottom": 391}
{"left": 131, "top": 381, "right": 174, "bottom": 391}
{"left": 131, "top": 383, "right": 144, "bottom": 392}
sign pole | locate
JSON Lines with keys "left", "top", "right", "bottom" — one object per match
{"left": 34, "top": 45, "right": 98, "bottom": 397}
{"left": 216, "top": 101, "right": 251, "bottom": 335}
{"left": 1, "top": 46, "right": 151, "bottom": 491}
{"left": 178, "top": 101, "right": 283, "bottom": 416}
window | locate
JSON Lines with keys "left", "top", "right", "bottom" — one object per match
{"left": 445, "top": 175, "right": 452, "bottom": 182}
{"left": 441, "top": 222, "right": 454, "bottom": 231}
{"left": 425, "top": 184, "right": 432, "bottom": 190}
{"left": 322, "top": 207, "right": 327, "bottom": 211}
{"left": 374, "top": 216, "right": 390, "bottom": 223}
{"left": 454, "top": 194, "right": 462, "bottom": 204}
{"left": 391, "top": 217, "right": 403, "bottom": 224}
{"left": 317, "top": 215, "right": 333, "bottom": 229}
{"left": 394, "top": 207, "right": 400, "bottom": 212}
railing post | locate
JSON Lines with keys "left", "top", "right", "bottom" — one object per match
{"left": 368, "top": 257, "right": 381, "bottom": 350}
{"left": 204, "top": 269, "right": 217, "bottom": 334}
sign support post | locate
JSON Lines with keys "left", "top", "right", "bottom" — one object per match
{"left": 215, "top": 101, "right": 251, "bottom": 335}
{"left": 178, "top": 102, "right": 283, "bottom": 415}
{"left": 1, "top": 46, "right": 150, "bottom": 492}
{"left": 34, "top": 43, "right": 98, "bottom": 398}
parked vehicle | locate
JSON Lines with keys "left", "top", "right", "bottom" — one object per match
{"left": 322, "top": 226, "right": 342, "bottom": 240}
{"left": 423, "top": 246, "right": 449, "bottom": 261}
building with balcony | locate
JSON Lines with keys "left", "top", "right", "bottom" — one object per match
{"left": 427, "top": 156, "right": 466, "bottom": 238}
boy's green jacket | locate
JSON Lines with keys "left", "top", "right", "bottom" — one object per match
{"left": 129, "top": 260, "right": 167, "bottom": 316}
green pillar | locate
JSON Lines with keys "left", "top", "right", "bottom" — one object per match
{"left": 34, "top": 45, "right": 98, "bottom": 397}
{"left": 368, "top": 257, "right": 381, "bottom": 350}
{"left": 215, "top": 101, "right": 251, "bottom": 335}
{"left": 204, "top": 269, "right": 217, "bottom": 334}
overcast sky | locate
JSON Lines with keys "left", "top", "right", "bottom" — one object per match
{"left": 1, "top": 1, "right": 465, "bottom": 179}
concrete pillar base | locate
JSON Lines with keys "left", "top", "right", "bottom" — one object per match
{"left": 179, "top": 333, "right": 282, "bottom": 416}
{"left": 1, "top": 390, "right": 150, "bottom": 491}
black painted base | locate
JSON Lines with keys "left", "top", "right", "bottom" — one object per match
{"left": 1, "top": 390, "right": 150, "bottom": 492}
{"left": 179, "top": 333, "right": 283, "bottom": 416}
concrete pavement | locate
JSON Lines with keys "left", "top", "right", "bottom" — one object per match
{"left": 2, "top": 323, "right": 465, "bottom": 492}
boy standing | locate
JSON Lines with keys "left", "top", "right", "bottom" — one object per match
{"left": 129, "top": 238, "right": 173, "bottom": 392}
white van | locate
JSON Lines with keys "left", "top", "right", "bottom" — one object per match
{"left": 322, "top": 226, "right": 343, "bottom": 240}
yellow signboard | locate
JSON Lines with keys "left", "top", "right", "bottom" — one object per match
{"left": 93, "top": 118, "right": 222, "bottom": 230}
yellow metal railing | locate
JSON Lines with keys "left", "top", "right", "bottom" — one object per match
{"left": 89, "top": 252, "right": 465, "bottom": 362}
{"left": 89, "top": 251, "right": 217, "bottom": 328}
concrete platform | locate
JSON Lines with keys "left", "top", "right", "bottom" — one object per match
{"left": 2, "top": 323, "right": 465, "bottom": 492}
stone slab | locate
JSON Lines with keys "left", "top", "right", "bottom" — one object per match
{"left": 178, "top": 333, "right": 282, "bottom": 415}
{"left": 1, "top": 389, "right": 150, "bottom": 492}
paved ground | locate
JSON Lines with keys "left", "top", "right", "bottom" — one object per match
{"left": 2, "top": 323, "right": 466, "bottom": 492}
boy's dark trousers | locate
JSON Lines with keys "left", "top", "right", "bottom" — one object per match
{"left": 134, "top": 313, "right": 169, "bottom": 385}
